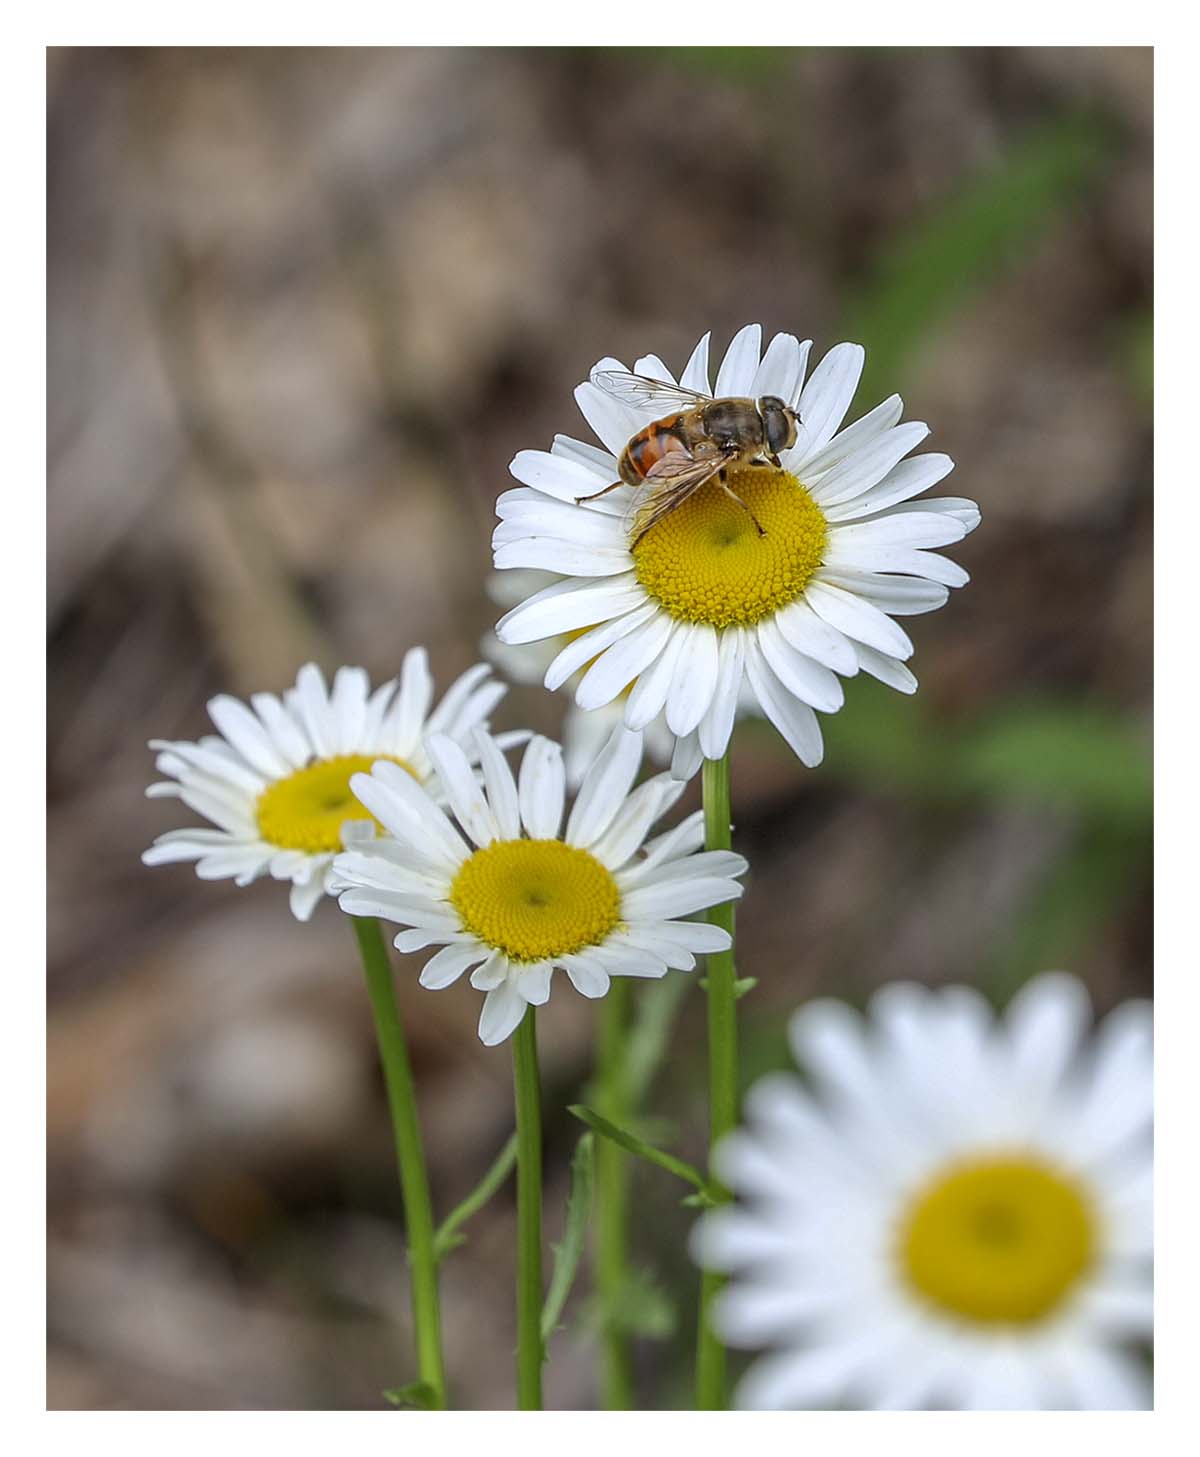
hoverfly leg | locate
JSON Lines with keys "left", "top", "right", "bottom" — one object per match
{"left": 718, "top": 476, "right": 768, "bottom": 538}
{"left": 575, "top": 480, "right": 625, "bottom": 504}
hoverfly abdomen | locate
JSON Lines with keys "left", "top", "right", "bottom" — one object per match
{"left": 622, "top": 417, "right": 691, "bottom": 485}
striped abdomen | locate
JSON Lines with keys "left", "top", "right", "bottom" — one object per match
{"left": 618, "top": 414, "right": 691, "bottom": 487}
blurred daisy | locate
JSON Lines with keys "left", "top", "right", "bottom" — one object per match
{"left": 691, "top": 974, "right": 1152, "bottom": 1410}
{"left": 143, "top": 655, "right": 511, "bottom": 922}
{"left": 493, "top": 324, "right": 978, "bottom": 767}
{"left": 483, "top": 570, "right": 680, "bottom": 785}
{"left": 332, "top": 726, "right": 746, "bottom": 1045}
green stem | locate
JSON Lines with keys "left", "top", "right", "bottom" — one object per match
{"left": 351, "top": 916, "right": 448, "bottom": 1410}
{"left": 696, "top": 752, "right": 737, "bottom": 1410}
{"left": 512, "top": 1009, "right": 544, "bottom": 1410}
{"left": 595, "top": 979, "right": 634, "bottom": 1409}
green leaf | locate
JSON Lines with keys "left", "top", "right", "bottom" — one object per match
{"left": 540, "top": 1134, "right": 596, "bottom": 1347}
{"left": 569, "top": 1105, "right": 710, "bottom": 1193}
{"left": 383, "top": 1381, "right": 436, "bottom": 1409}
{"left": 433, "top": 1131, "right": 518, "bottom": 1263}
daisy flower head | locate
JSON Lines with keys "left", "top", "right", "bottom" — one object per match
{"left": 691, "top": 973, "right": 1152, "bottom": 1410}
{"left": 493, "top": 325, "right": 979, "bottom": 769}
{"left": 332, "top": 725, "right": 747, "bottom": 1046}
{"left": 143, "top": 654, "right": 511, "bottom": 922}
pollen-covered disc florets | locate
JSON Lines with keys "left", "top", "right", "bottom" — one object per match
{"left": 333, "top": 725, "right": 748, "bottom": 1045}
{"left": 450, "top": 838, "right": 622, "bottom": 963}
{"left": 632, "top": 467, "right": 828, "bottom": 628}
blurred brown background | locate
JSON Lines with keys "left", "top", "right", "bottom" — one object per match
{"left": 47, "top": 46, "right": 1152, "bottom": 1410}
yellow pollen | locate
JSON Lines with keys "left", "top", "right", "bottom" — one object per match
{"left": 898, "top": 1154, "right": 1097, "bottom": 1326}
{"left": 256, "top": 753, "right": 416, "bottom": 853}
{"left": 632, "top": 465, "right": 828, "bottom": 628}
{"left": 449, "top": 838, "right": 621, "bottom": 963}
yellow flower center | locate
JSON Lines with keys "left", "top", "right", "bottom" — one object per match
{"left": 631, "top": 465, "right": 828, "bottom": 628}
{"left": 898, "top": 1155, "right": 1097, "bottom": 1326}
{"left": 256, "top": 753, "right": 416, "bottom": 853}
{"left": 449, "top": 838, "right": 621, "bottom": 963}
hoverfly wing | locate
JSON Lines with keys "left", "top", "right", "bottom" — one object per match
{"left": 589, "top": 368, "right": 709, "bottom": 411}
{"left": 625, "top": 449, "right": 727, "bottom": 546}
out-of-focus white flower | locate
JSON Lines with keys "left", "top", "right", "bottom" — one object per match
{"left": 692, "top": 973, "right": 1152, "bottom": 1410}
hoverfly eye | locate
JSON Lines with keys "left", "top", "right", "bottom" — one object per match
{"left": 761, "top": 399, "right": 793, "bottom": 456}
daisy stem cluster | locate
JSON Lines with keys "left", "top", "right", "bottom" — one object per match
{"left": 350, "top": 915, "right": 448, "bottom": 1409}
{"left": 696, "top": 751, "right": 737, "bottom": 1411}
{"left": 595, "top": 980, "right": 634, "bottom": 1409}
{"left": 512, "top": 1010, "right": 545, "bottom": 1410}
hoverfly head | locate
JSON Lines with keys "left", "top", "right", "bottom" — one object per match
{"left": 760, "top": 396, "right": 798, "bottom": 457}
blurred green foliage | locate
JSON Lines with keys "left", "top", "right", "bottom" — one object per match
{"left": 847, "top": 113, "right": 1112, "bottom": 397}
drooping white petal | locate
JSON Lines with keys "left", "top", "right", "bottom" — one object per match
{"left": 478, "top": 982, "right": 530, "bottom": 1046}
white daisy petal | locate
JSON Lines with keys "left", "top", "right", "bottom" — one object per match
{"left": 518, "top": 736, "right": 566, "bottom": 839}
{"left": 815, "top": 569, "right": 950, "bottom": 618}
{"left": 794, "top": 342, "right": 865, "bottom": 456}
{"left": 516, "top": 963, "right": 554, "bottom": 1006}
{"left": 425, "top": 734, "right": 500, "bottom": 848}
{"left": 562, "top": 954, "right": 612, "bottom": 999}
{"left": 823, "top": 452, "right": 956, "bottom": 521}
{"left": 854, "top": 644, "right": 918, "bottom": 694}
{"left": 804, "top": 580, "right": 914, "bottom": 660}
{"left": 752, "top": 333, "right": 810, "bottom": 406}
{"left": 551, "top": 433, "right": 619, "bottom": 477}
{"left": 471, "top": 726, "right": 521, "bottom": 840}
{"left": 565, "top": 725, "right": 643, "bottom": 847}
{"left": 478, "top": 982, "right": 529, "bottom": 1046}
{"left": 206, "top": 695, "right": 291, "bottom": 780}
{"left": 496, "top": 574, "right": 647, "bottom": 645}
{"left": 576, "top": 612, "right": 675, "bottom": 711}
{"left": 419, "top": 942, "right": 488, "bottom": 990}
{"left": 795, "top": 393, "right": 904, "bottom": 479}
{"left": 698, "top": 625, "right": 746, "bottom": 762}
{"left": 665, "top": 622, "right": 720, "bottom": 736}
{"left": 509, "top": 448, "right": 621, "bottom": 504}
{"left": 624, "top": 619, "right": 689, "bottom": 730}
{"left": 634, "top": 353, "right": 676, "bottom": 383}
{"left": 714, "top": 323, "right": 763, "bottom": 397}
{"left": 810, "top": 422, "right": 931, "bottom": 511}
{"left": 679, "top": 330, "right": 713, "bottom": 394}
{"left": 757, "top": 618, "right": 844, "bottom": 714}
{"left": 743, "top": 637, "right": 825, "bottom": 766}
{"left": 574, "top": 379, "right": 641, "bottom": 456}
{"left": 544, "top": 603, "right": 661, "bottom": 693}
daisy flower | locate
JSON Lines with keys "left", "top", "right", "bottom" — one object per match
{"left": 691, "top": 974, "right": 1152, "bottom": 1410}
{"left": 332, "top": 725, "right": 747, "bottom": 1045}
{"left": 143, "top": 654, "right": 512, "bottom": 921}
{"left": 492, "top": 324, "right": 979, "bottom": 768}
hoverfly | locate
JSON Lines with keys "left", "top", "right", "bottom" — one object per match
{"left": 576, "top": 369, "right": 803, "bottom": 548}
